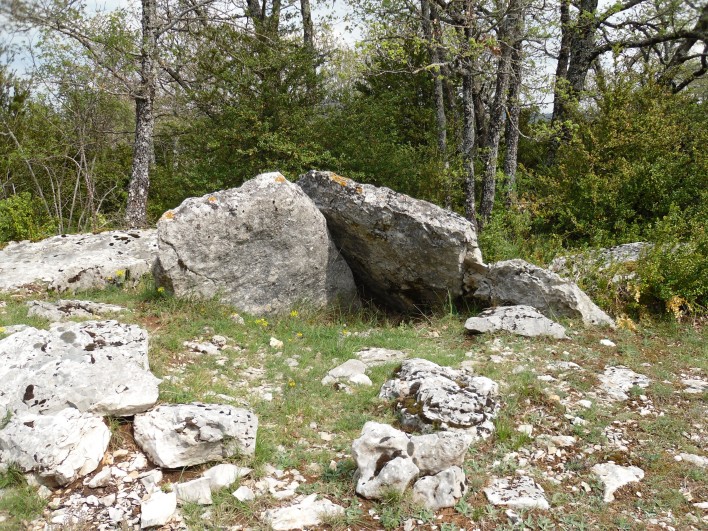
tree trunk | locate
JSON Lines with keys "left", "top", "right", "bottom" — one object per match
{"left": 300, "top": 0, "right": 313, "bottom": 49}
{"left": 504, "top": 40, "right": 522, "bottom": 206}
{"left": 478, "top": 0, "right": 520, "bottom": 228}
{"left": 422, "top": 0, "right": 450, "bottom": 206}
{"left": 461, "top": 15, "right": 477, "bottom": 224}
{"left": 125, "top": 0, "right": 157, "bottom": 228}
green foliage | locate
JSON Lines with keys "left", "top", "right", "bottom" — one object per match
{"left": 535, "top": 79, "right": 707, "bottom": 246}
{"left": 0, "top": 192, "right": 56, "bottom": 243}
{"left": 636, "top": 205, "right": 708, "bottom": 314}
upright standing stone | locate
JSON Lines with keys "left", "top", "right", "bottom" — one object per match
{"left": 155, "top": 172, "right": 357, "bottom": 315}
{"left": 297, "top": 171, "right": 485, "bottom": 312}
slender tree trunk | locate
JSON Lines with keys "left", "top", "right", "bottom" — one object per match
{"left": 546, "top": 0, "right": 571, "bottom": 166}
{"left": 504, "top": 40, "right": 522, "bottom": 206}
{"left": 300, "top": 0, "right": 313, "bottom": 49}
{"left": 422, "top": 0, "right": 450, "bottom": 206}
{"left": 478, "top": 0, "right": 520, "bottom": 228}
{"left": 461, "top": 16, "right": 477, "bottom": 224}
{"left": 125, "top": 0, "right": 157, "bottom": 228}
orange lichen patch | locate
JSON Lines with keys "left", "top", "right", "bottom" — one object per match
{"left": 275, "top": 175, "right": 287, "bottom": 183}
{"left": 329, "top": 173, "right": 350, "bottom": 187}
{"left": 208, "top": 196, "right": 217, "bottom": 203}
{"left": 161, "top": 210, "right": 175, "bottom": 220}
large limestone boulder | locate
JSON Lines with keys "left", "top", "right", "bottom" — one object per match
{"left": 379, "top": 359, "right": 499, "bottom": 439}
{"left": 351, "top": 422, "right": 470, "bottom": 508}
{"left": 0, "top": 230, "right": 156, "bottom": 293}
{"left": 297, "top": 170, "right": 485, "bottom": 312}
{"left": 133, "top": 403, "right": 258, "bottom": 468}
{"left": 469, "top": 259, "right": 615, "bottom": 327}
{"left": 0, "top": 408, "right": 110, "bottom": 486}
{"left": 0, "top": 320, "right": 160, "bottom": 418}
{"left": 155, "top": 172, "right": 357, "bottom": 316}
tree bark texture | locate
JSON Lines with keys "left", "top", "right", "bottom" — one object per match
{"left": 503, "top": 40, "right": 522, "bottom": 206}
{"left": 125, "top": 0, "right": 156, "bottom": 227}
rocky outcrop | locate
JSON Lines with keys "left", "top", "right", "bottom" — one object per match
{"left": 297, "top": 170, "right": 485, "bottom": 312}
{"left": 469, "top": 259, "right": 615, "bottom": 327}
{"left": 0, "top": 320, "right": 159, "bottom": 417}
{"left": 464, "top": 305, "right": 567, "bottom": 339}
{"left": 155, "top": 172, "right": 357, "bottom": 316}
{"left": 26, "top": 299, "right": 127, "bottom": 321}
{"left": 591, "top": 463, "right": 644, "bottom": 502}
{"left": 484, "top": 476, "right": 550, "bottom": 510}
{"left": 0, "top": 408, "right": 110, "bottom": 486}
{"left": 379, "top": 359, "right": 499, "bottom": 438}
{"left": 351, "top": 422, "right": 470, "bottom": 509}
{"left": 262, "top": 494, "right": 345, "bottom": 530}
{"left": 549, "top": 242, "right": 650, "bottom": 282}
{"left": 0, "top": 230, "right": 156, "bottom": 293}
{"left": 133, "top": 403, "right": 258, "bottom": 468}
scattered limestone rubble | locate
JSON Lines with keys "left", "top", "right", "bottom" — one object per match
{"left": 379, "top": 358, "right": 499, "bottom": 438}
{"left": 484, "top": 476, "right": 550, "bottom": 510}
{"left": 351, "top": 422, "right": 471, "bottom": 509}
{"left": 26, "top": 299, "right": 127, "bottom": 321}
{"left": 464, "top": 305, "right": 568, "bottom": 339}
{"left": 262, "top": 494, "right": 345, "bottom": 531}
{"left": 0, "top": 408, "right": 110, "bottom": 486}
{"left": 676, "top": 453, "right": 708, "bottom": 469}
{"left": 0, "top": 229, "right": 157, "bottom": 293}
{"left": 321, "top": 359, "right": 372, "bottom": 387}
{"left": 354, "top": 347, "right": 408, "bottom": 366}
{"left": 133, "top": 403, "right": 258, "bottom": 468}
{"left": 591, "top": 463, "right": 645, "bottom": 502}
{"left": 597, "top": 366, "right": 651, "bottom": 401}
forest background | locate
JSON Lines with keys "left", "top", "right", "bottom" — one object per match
{"left": 0, "top": 0, "right": 706, "bottom": 317}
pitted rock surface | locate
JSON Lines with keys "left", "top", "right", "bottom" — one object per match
{"left": 412, "top": 466, "right": 467, "bottom": 511}
{"left": 297, "top": 170, "right": 485, "bottom": 312}
{"left": 464, "top": 305, "right": 567, "bottom": 339}
{"left": 598, "top": 366, "right": 651, "bottom": 402}
{"left": 133, "top": 403, "right": 258, "bottom": 468}
{"left": 351, "top": 421, "right": 472, "bottom": 506}
{"left": 469, "top": 259, "right": 615, "bottom": 327}
{"left": 0, "top": 408, "right": 110, "bottom": 486}
{"left": 0, "top": 320, "right": 159, "bottom": 417}
{"left": 26, "top": 299, "right": 127, "bottom": 321}
{"left": 0, "top": 230, "right": 156, "bottom": 293}
{"left": 484, "top": 476, "right": 550, "bottom": 510}
{"left": 379, "top": 358, "right": 499, "bottom": 437}
{"left": 154, "top": 172, "right": 357, "bottom": 315}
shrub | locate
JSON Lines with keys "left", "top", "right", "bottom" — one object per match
{"left": 0, "top": 192, "right": 56, "bottom": 243}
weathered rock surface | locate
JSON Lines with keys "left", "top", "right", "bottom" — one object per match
{"left": 133, "top": 403, "right": 258, "bottom": 468}
{"left": 351, "top": 421, "right": 472, "bottom": 507}
{"left": 464, "top": 305, "right": 567, "bottom": 339}
{"left": 379, "top": 358, "right": 499, "bottom": 437}
{"left": 297, "top": 170, "right": 485, "bottom": 312}
{"left": 411, "top": 466, "right": 467, "bottom": 511}
{"left": 0, "top": 230, "right": 156, "bottom": 293}
{"left": 677, "top": 453, "right": 708, "bottom": 469}
{"left": 140, "top": 490, "right": 177, "bottom": 529}
{"left": 598, "top": 366, "right": 651, "bottom": 401}
{"left": 155, "top": 172, "right": 357, "bottom": 315}
{"left": 591, "top": 463, "right": 644, "bottom": 502}
{"left": 484, "top": 476, "right": 550, "bottom": 510}
{"left": 469, "top": 259, "right": 614, "bottom": 327}
{"left": 203, "top": 463, "right": 252, "bottom": 490}
{"left": 174, "top": 477, "right": 213, "bottom": 505}
{"left": 26, "top": 299, "right": 127, "bottom": 321}
{"left": 321, "top": 359, "right": 372, "bottom": 387}
{"left": 0, "top": 320, "right": 159, "bottom": 417}
{"left": 354, "top": 347, "right": 408, "bottom": 367}
{"left": 0, "top": 408, "right": 110, "bottom": 486}
{"left": 262, "top": 494, "right": 345, "bottom": 530}
{"left": 549, "top": 242, "right": 650, "bottom": 281}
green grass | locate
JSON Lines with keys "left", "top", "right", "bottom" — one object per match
{"left": 0, "top": 279, "right": 707, "bottom": 529}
